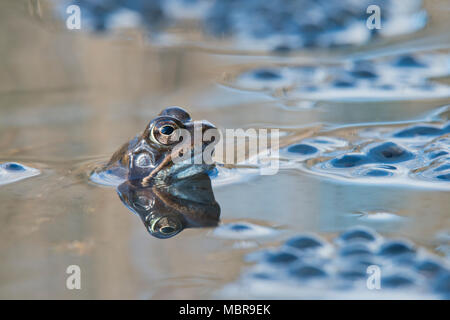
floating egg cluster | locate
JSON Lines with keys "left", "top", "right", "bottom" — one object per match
{"left": 282, "top": 112, "right": 450, "bottom": 188}
{"left": 57, "top": 0, "right": 426, "bottom": 51}
{"left": 220, "top": 226, "right": 450, "bottom": 299}
{"left": 0, "top": 162, "right": 40, "bottom": 186}
{"left": 227, "top": 53, "right": 450, "bottom": 101}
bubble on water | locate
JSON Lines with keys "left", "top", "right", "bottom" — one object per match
{"left": 330, "top": 154, "right": 370, "bottom": 168}
{"left": 250, "top": 272, "right": 275, "bottom": 281}
{"left": 339, "top": 243, "right": 374, "bottom": 258}
{"left": 366, "top": 142, "right": 414, "bottom": 164}
{"left": 252, "top": 69, "right": 282, "bottom": 80}
{"left": 436, "top": 173, "right": 450, "bottom": 181}
{"left": 332, "top": 75, "right": 356, "bottom": 88}
{"left": 284, "top": 234, "right": 326, "bottom": 252}
{"left": 287, "top": 144, "right": 318, "bottom": 155}
{"left": 289, "top": 264, "right": 328, "bottom": 281}
{"left": 378, "top": 240, "right": 416, "bottom": 257}
{"left": 4, "top": 163, "right": 26, "bottom": 171}
{"left": 363, "top": 169, "right": 392, "bottom": 177}
{"left": 230, "top": 224, "right": 251, "bottom": 232}
{"left": 264, "top": 251, "right": 299, "bottom": 265}
{"left": 393, "top": 55, "right": 427, "bottom": 68}
{"left": 337, "top": 226, "right": 380, "bottom": 244}
{"left": 337, "top": 268, "right": 367, "bottom": 281}
{"left": 414, "top": 258, "right": 447, "bottom": 277}
{"left": 212, "top": 221, "right": 278, "bottom": 240}
{"left": 428, "top": 151, "right": 448, "bottom": 159}
{"left": 443, "top": 124, "right": 450, "bottom": 134}
{"left": 393, "top": 125, "right": 444, "bottom": 138}
{"left": 351, "top": 69, "right": 378, "bottom": 79}
{"left": 0, "top": 162, "right": 40, "bottom": 186}
{"left": 231, "top": 66, "right": 293, "bottom": 91}
{"left": 381, "top": 273, "right": 417, "bottom": 288}
{"left": 432, "top": 271, "right": 450, "bottom": 297}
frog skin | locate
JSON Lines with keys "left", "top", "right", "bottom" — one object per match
{"left": 117, "top": 173, "right": 220, "bottom": 239}
{"left": 96, "top": 106, "right": 218, "bottom": 187}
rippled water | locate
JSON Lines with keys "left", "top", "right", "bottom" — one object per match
{"left": 0, "top": 0, "right": 449, "bottom": 299}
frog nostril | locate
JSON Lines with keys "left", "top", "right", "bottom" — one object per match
{"left": 160, "top": 125, "right": 174, "bottom": 135}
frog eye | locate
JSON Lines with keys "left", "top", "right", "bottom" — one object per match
{"left": 147, "top": 215, "right": 182, "bottom": 239}
{"left": 160, "top": 125, "right": 174, "bottom": 135}
{"left": 151, "top": 119, "right": 181, "bottom": 145}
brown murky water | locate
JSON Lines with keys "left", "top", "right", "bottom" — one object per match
{"left": 0, "top": 0, "right": 449, "bottom": 299}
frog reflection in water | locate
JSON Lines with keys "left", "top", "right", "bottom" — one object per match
{"left": 96, "top": 106, "right": 221, "bottom": 238}
{"left": 118, "top": 173, "right": 220, "bottom": 239}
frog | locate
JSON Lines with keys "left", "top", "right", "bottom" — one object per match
{"left": 117, "top": 173, "right": 220, "bottom": 239}
{"left": 95, "top": 106, "right": 219, "bottom": 187}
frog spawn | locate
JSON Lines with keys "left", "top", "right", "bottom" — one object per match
{"left": 220, "top": 227, "right": 450, "bottom": 299}
{"left": 279, "top": 110, "right": 450, "bottom": 189}
{"left": 0, "top": 162, "right": 40, "bottom": 186}
{"left": 204, "top": 0, "right": 426, "bottom": 50}
{"left": 227, "top": 53, "right": 450, "bottom": 102}
{"left": 212, "top": 221, "right": 279, "bottom": 240}
{"left": 58, "top": 0, "right": 426, "bottom": 51}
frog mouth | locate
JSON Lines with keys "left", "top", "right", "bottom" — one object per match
{"left": 142, "top": 146, "right": 216, "bottom": 186}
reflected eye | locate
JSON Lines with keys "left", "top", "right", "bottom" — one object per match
{"left": 151, "top": 119, "right": 181, "bottom": 145}
{"left": 147, "top": 215, "right": 182, "bottom": 239}
{"left": 160, "top": 226, "right": 176, "bottom": 234}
